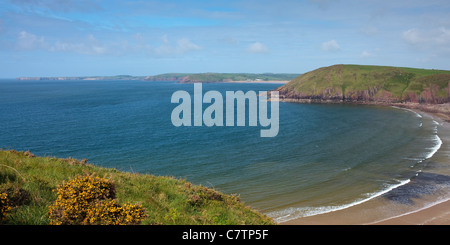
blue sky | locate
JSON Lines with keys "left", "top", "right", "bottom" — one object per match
{"left": 1, "top": 0, "right": 450, "bottom": 77}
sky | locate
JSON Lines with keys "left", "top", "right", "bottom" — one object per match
{"left": 1, "top": 0, "right": 450, "bottom": 77}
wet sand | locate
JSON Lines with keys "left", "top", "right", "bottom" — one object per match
{"left": 371, "top": 198, "right": 450, "bottom": 225}
{"left": 282, "top": 108, "right": 450, "bottom": 225}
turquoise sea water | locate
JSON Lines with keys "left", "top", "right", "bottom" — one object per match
{"left": 0, "top": 80, "right": 442, "bottom": 222}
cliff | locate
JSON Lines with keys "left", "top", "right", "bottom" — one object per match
{"left": 275, "top": 64, "right": 450, "bottom": 105}
{"left": 0, "top": 150, "right": 274, "bottom": 225}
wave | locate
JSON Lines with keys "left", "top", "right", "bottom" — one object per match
{"left": 391, "top": 106, "right": 422, "bottom": 118}
{"left": 425, "top": 131, "right": 442, "bottom": 160}
{"left": 268, "top": 179, "right": 411, "bottom": 223}
{"left": 269, "top": 117, "right": 444, "bottom": 224}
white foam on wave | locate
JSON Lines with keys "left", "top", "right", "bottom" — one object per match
{"left": 269, "top": 117, "right": 444, "bottom": 224}
{"left": 271, "top": 132, "right": 443, "bottom": 224}
{"left": 392, "top": 106, "right": 423, "bottom": 129}
{"left": 268, "top": 179, "right": 411, "bottom": 223}
{"left": 414, "top": 131, "right": 441, "bottom": 165}
{"left": 424, "top": 121, "right": 442, "bottom": 160}
{"left": 391, "top": 106, "right": 422, "bottom": 118}
{"left": 395, "top": 108, "right": 442, "bottom": 161}
{"left": 410, "top": 109, "right": 423, "bottom": 118}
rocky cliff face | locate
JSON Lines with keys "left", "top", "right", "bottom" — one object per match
{"left": 275, "top": 64, "right": 450, "bottom": 105}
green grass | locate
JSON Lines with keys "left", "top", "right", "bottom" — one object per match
{"left": 0, "top": 150, "right": 274, "bottom": 225}
{"left": 278, "top": 64, "right": 450, "bottom": 103}
{"left": 145, "top": 73, "right": 300, "bottom": 82}
{"left": 184, "top": 73, "right": 300, "bottom": 82}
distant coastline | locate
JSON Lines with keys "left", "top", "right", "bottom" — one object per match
{"left": 15, "top": 72, "right": 300, "bottom": 83}
{"left": 224, "top": 80, "right": 289, "bottom": 84}
{"left": 15, "top": 75, "right": 147, "bottom": 81}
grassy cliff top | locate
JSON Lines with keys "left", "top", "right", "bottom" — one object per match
{"left": 278, "top": 64, "right": 450, "bottom": 104}
{"left": 182, "top": 73, "right": 300, "bottom": 82}
{"left": 0, "top": 150, "right": 274, "bottom": 225}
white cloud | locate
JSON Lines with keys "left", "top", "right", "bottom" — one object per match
{"left": 246, "top": 42, "right": 269, "bottom": 53}
{"left": 177, "top": 38, "right": 202, "bottom": 53}
{"left": 402, "top": 27, "right": 450, "bottom": 52}
{"left": 360, "top": 50, "right": 375, "bottom": 58}
{"left": 49, "top": 34, "right": 108, "bottom": 55}
{"left": 15, "top": 32, "right": 110, "bottom": 55}
{"left": 321, "top": 39, "right": 340, "bottom": 52}
{"left": 13, "top": 31, "right": 202, "bottom": 57}
{"left": 402, "top": 29, "right": 422, "bottom": 45}
{"left": 16, "top": 31, "right": 48, "bottom": 50}
{"left": 154, "top": 36, "right": 202, "bottom": 56}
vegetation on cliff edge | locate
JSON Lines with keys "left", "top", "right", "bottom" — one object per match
{"left": 277, "top": 64, "right": 450, "bottom": 104}
{"left": 0, "top": 150, "right": 274, "bottom": 225}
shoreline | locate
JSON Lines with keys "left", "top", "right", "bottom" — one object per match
{"left": 278, "top": 102, "right": 450, "bottom": 225}
{"left": 368, "top": 196, "right": 450, "bottom": 225}
{"left": 274, "top": 97, "right": 450, "bottom": 120}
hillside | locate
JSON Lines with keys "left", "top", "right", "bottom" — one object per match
{"left": 144, "top": 73, "right": 300, "bottom": 83}
{"left": 0, "top": 150, "right": 274, "bottom": 225}
{"left": 276, "top": 64, "right": 450, "bottom": 105}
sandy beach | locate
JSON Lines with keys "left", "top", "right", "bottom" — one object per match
{"left": 371, "top": 198, "right": 450, "bottom": 225}
{"left": 281, "top": 108, "right": 450, "bottom": 225}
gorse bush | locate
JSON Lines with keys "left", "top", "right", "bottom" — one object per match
{"left": 0, "top": 150, "right": 274, "bottom": 225}
{"left": 48, "top": 175, "right": 114, "bottom": 225}
{"left": 84, "top": 199, "right": 146, "bottom": 225}
{"left": 0, "top": 193, "right": 11, "bottom": 221}
{"left": 48, "top": 175, "right": 146, "bottom": 225}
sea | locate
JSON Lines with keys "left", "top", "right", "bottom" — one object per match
{"left": 0, "top": 79, "right": 447, "bottom": 223}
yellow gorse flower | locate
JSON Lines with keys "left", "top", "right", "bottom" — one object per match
{"left": 48, "top": 175, "right": 146, "bottom": 225}
{"left": 0, "top": 193, "right": 12, "bottom": 221}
